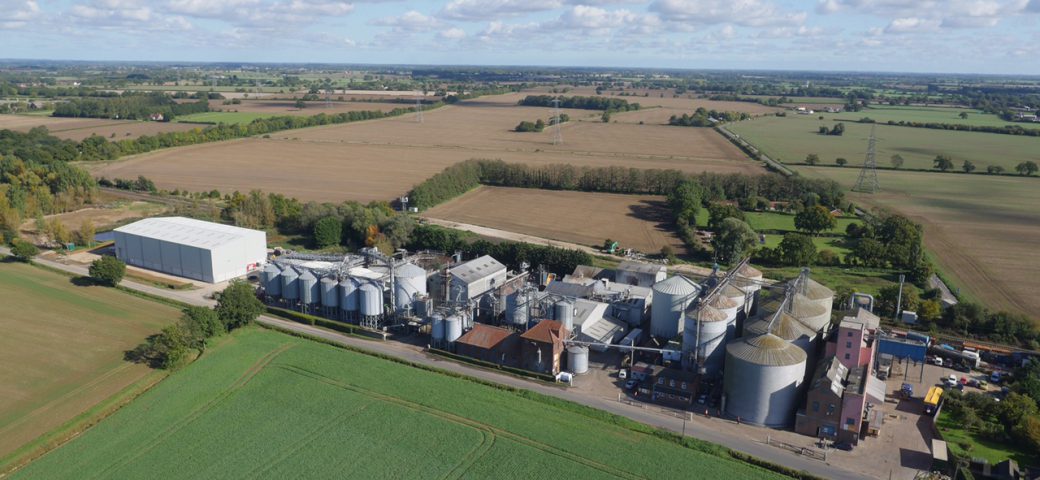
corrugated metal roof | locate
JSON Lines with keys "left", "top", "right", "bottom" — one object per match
{"left": 652, "top": 275, "right": 699, "bottom": 296}
{"left": 790, "top": 294, "right": 829, "bottom": 330}
{"left": 396, "top": 263, "right": 426, "bottom": 278}
{"left": 727, "top": 333, "right": 806, "bottom": 367}
{"left": 457, "top": 323, "right": 515, "bottom": 350}
{"left": 450, "top": 255, "right": 506, "bottom": 285}
{"left": 521, "top": 319, "right": 565, "bottom": 344}
{"left": 746, "top": 312, "right": 815, "bottom": 340}
{"left": 734, "top": 263, "right": 763, "bottom": 279}
{"left": 706, "top": 294, "right": 738, "bottom": 310}
{"left": 114, "top": 216, "right": 262, "bottom": 250}
{"left": 688, "top": 305, "right": 727, "bottom": 322}
{"left": 865, "top": 374, "right": 887, "bottom": 403}
{"left": 722, "top": 284, "right": 746, "bottom": 299}
{"left": 802, "top": 278, "right": 834, "bottom": 302}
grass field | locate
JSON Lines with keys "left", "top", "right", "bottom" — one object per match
{"left": 92, "top": 92, "right": 761, "bottom": 203}
{"left": 836, "top": 105, "right": 1011, "bottom": 128}
{"left": 176, "top": 100, "right": 411, "bottom": 125}
{"left": 422, "top": 186, "right": 685, "bottom": 254}
{"left": 727, "top": 114, "right": 1040, "bottom": 171}
{"left": 743, "top": 211, "right": 860, "bottom": 234}
{"left": 11, "top": 327, "right": 785, "bottom": 480}
{"left": 759, "top": 234, "right": 853, "bottom": 260}
{"left": 175, "top": 111, "right": 275, "bottom": 125}
{"left": 798, "top": 166, "right": 1040, "bottom": 318}
{"left": 0, "top": 261, "right": 180, "bottom": 462}
{"left": 937, "top": 411, "right": 1040, "bottom": 466}
{"left": 760, "top": 266, "right": 898, "bottom": 297}
{"left": 0, "top": 114, "right": 202, "bottom": 141}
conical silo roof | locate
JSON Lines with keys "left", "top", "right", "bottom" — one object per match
{"left": 727, "top": 333, "right": 806, "bottom": 367}
{"left": 652, "top": 275, "right": 699, "bottom": 296}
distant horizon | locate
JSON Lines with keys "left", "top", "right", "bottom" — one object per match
{"left": 4, "top": 57, "right": 1040, "bottom": 79}
{"left": 3, "top": 0, "right": 1039, "bottom": 76}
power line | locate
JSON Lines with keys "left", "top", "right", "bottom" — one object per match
{"left": 551, "top": 98, "right": 562, "bottom": 145}
{"left": 415, "top": 92, "right": 424, "bottom": 124}
{"left": 852, "top": 124, "right": 881, "bottom": 194}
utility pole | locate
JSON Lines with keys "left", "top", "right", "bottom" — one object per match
{"left": 853, "top": 124, "right": 881, "bottom": 193}
{"left": 894, "top": 274, "right": 905, "bottom": 321}
{"left": 551, "top": 98, "right": 563, "bottom": 145}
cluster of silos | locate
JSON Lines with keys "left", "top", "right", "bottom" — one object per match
{"left": 745, "top": 312, "right": 817, "bottom": 357}
{"left": 732, "top": 263, "right": 763, "bottom": 316}
{"left": 260, "top": 263, "right": 386, "bottom": 324}
{"left": 394, "top": 263, "right": 428, "bottom": 316}
{"left": 650, "top": 276, "right": 700, "bottom": 339}
{"left": 723, "top": 333, "right": 808, "bottom": 427}
{"left": 682, "top": 303, "right": 729, "bottom": 375}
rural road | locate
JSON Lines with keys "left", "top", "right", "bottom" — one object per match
{"left": 3, "top": 248, "right": 866, "bottom": 479}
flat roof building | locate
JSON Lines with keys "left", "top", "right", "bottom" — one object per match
{"left": 114, "top": 217, "right": 266, "bottom": 283}
{"left": 449, "top": 255, "right": 507, "bottom": 302}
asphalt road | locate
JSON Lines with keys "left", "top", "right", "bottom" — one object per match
{"left": 2, "top": 248, "right": 866, "bottom": 479}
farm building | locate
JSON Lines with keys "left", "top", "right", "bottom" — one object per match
{"left": 615, "top": 260, "right": 667, "bottom": 287}
{"left": 448, "top": 255, "right": 507, "bottom": 302}
{"left": 114, "top": 217, "right": 266, "bottom": 283}
{"left": 520, "top": 320, "right": 568, "bottom": 375}
{"left": 455, "top": 324, "right": 519, "bottom": 366}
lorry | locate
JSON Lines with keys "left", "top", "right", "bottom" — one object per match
{"left": 924, "top": 386, "right": 944, "bottom": 414}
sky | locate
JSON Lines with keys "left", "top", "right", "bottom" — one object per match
{"left": 2, "top": 0, "right": 1040, "bottom": 74}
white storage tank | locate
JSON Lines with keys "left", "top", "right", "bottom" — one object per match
{"left": 722, "top": 284, "right": 747, "bottom": 310}
{"left": 339, "top": 277, "right": 359, "bottom": 319}
{"left": 567, "top": 345, "right": 590, "bottom": 374}
{"left": 430, "top": 314, "right": 445, "bottom": 343}
{"left": 723, "top": 333, "right": 807, "bottom": 427}
{"left": 445, "top": 315, "right": 463, "bottom": 343}
{"left": 298, "top": 269, "right": 319, "bottom": 305}
{"left": 506, "top": 292, "right": 529, "bottom": 327}
{"left": 706, "top": 293, "right": 740, "bottom": 325}
{"left": 262, "top": 263, "right": 281, "bottom": 297}
{"left": 555, "top": 301, "right": 574, "bottom": 332}
{"left": 359, "top": 281, "right": 382, "bottom": 319}
{"left": 281, "top": 266, "right": 299, "bottom": 301}
{"left": 650, "top": 276, "right": 699, "bottom": 339}
{"left": 733, "top": 263, "right": 763, "bottom": 295}
{"left": 320, "top": 275, "right": 339, "bottom": 309}
{"left": 682, "top": 305, "right": 730, "bottom": 375}
{"left": 394, "top": 263, "right": 427, "bottom": 313}
{"left": 790, "top": 294, "right": 830, "bottom": 334}
{"left": 801, "top": 278, "right": 834, "bottom": 321}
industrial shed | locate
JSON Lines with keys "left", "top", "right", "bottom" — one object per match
{"left": 114, "top": 217, "right": 267, "bottom": 283}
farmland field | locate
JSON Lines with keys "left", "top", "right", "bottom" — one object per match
{"left": 175, "top": 100, "right": 412, "bottom": 125}
{"left": 835, "top": 105, "right": 1011, "bottom": 128}
{"left": 798, "top": 166, "right": 1040, "bottom": 318}
{"left": 0, "top": 261, "right": 179, "bottom": 463}
{"left": 727, "top": 113, "right": 1040, "bottom": 171}
{"left": 0, "top": 114, "right": 201, "bottom": 141}
{"left": 422, "top": 186, "right": 685, "bottom": 254}
{"left": 11, "top": 327, "right": 784, "bottom": 480}
{"left": 92, "top": 93, "right": 761, "bottom": 203}
{"left": 538, "top": 86, "right": 782, "bottom": 114}
{"left": 743, "top": 211, "right": 860, "bottom": 235}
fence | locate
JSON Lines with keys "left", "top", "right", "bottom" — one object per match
{"left": 766, "top": 435, "right": 827, "bottom": 462}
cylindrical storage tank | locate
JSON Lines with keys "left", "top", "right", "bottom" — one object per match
{"left": 650, "top": 276, "right": 699, "bottom": 339}
{"left": 445, "top": 315, "right": 463, "bottom": 343}
{"left": 555, "top": 301, "right": 574, "bottom": 332}
{"left": 682, "top": 305, "right": 730, "bottom": 375}
{"left": 414, "top": 295, "right": 431, "bottom": 318}
{"left": 733, "top": 263, "right": 763, "bottom": 295}
{"left": 745, "top": 313, "right": 817, "bottom": 357}
{"left": 394, "top": 263, "right": 427, "bottom": 312}
{"left": 281, "top": 266, "right": 299, "bottom": 301}
{"left": 339, "top": 277, "right": 359, "bottom": 315}
{"left": 723, "top": 334, "right": 807, "bottom": 427}
{"left": 263, "top": 263, "right": 281, "bottom": 297}
{"left": 706, "top": 293, "right": 740, "bottom": 326}
{"left": 801, "top": 278, "right": 834, "bottom": 322}
{"left": 320, "top": 275, "right": 339, "bottom": 308}
{"left": 298, "top": 269, "right": 319, "bottom": 305}
{"left": 506, "top": 292, "right": 528, "bottom": 327}
{"left": 359, "top": 281, "right": 382, "bottom": 318}
{"left": 722, "top": 284, "right": 746, "bottom": 310}
{"left": 567, "top": 345, "right": 589, "bottom": 374}
{"left": 790, "top": 294, "right": 830, "bottom": 334}
{"left": 430, "top": 314, "right": 445, "bottom": 342}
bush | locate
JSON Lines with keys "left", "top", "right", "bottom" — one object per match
{"left": 9, "top": 239, "right": 38, "bottom": 262}
{"left": 88, "top": 256, "right": 126, "bottom": 286}
{"left": 216, "top": 280, "right": 264, "bottom": 331}
{"left": 313, "top": 216, "right": 342, "bottom": 248}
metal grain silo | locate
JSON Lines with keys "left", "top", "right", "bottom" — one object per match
{"left": 723, "top": 333, "right": 807, "bottom": 427}
{"left": 339, "top": 277, "right": 359, "bottom": 321}
{"left": 745, "top": 312, "right": 817, "bottom": 357}
{"left": 506, "top": 292, "right": 528, "bottom": 327}
{"left": 320, "top": 275, "right": 339, "bottom": 311}
{"left": 394, "top": 263, "right": 427, "bottom": 313}
{"left": 281, "top": 266, "right": 299, "bottom": 302}
{"left": 723, "top": 284, "right": 747, "bottom": 310}
{"left": 801, "top": 278, "right": 834, "bottom": 321}
{"left": 298, "top": 269, "right": 319, "bottom": 306}
{"left": 650, "top": 276, "right": 699, "bottom": 339}
{"left": 445, "top": 315, "right": 463, "bottom": 343}
{"left": 682, "top": 305, "right": 730, "bottom": 376}
{"left": 555, "top": 301, "right": 574, "bottom": 332}
{"left": 359, "top": 281, "right": 382, "bottom": 321}
{"left": 706, "top": 293, "right": 740, "bottom": 325}
{"left": 567, "top": 345, "right": 589, "bottom": 374}
{"left": 430, "top": 314, "right": 445, "bottom": 343}
{"left": 790, "top": 293, "right": 830, "bottom": 334}
{"left": 733, "top": 263, "right": 763, "bottom": 295}
{"left": 262, "top": 263, "right": 281, "bottom": 298}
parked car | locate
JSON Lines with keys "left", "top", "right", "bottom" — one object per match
{"left": 833, "top": 442, "right": 853, "bottom": 451}
{"left": 931, "top": 357, "right": 944, "bottom": 367}
{"left": 990, "top": 372, "right": 1003, "bottom": 383}
{"left": 953, "top": 363, "right": 971, "bottom": 373}
{"left": 697, "top": 394, "right": 708, "bottom": 405}
{"left": 624, "top": 379, "right": 639, "bottom": 391}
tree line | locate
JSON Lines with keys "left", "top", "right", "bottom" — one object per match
{"left": 408, "top": 224, "right": 592, "bottom": 275}
{"left": 518, "top": 95, "right": 640, "bottom": 112}
{"left": 871, "top": 119, "right": 1040, "bottom": 137}
{"left": 668, "top": 108, "right": 751, "bottom": 127}
{"left": 53, "top": 93, "right": 209, "bottom": 121}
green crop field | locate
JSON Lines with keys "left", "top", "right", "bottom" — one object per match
{"left": 175, "top": 111, "right": 273, "bottom": 125}
{"left": 0, "top": 261, "right": 179, "bottom": 464}
{"left": 758, "top": 234, "right": 852, "bottom": 260}
{"left": 12, "top": 328, "right": 785, "bottom": 480}
{"left": 797, "top": 166, "right": 1040, "bottom": 318}
{"left": 835, "top": 105, "right": 1011, "bottom": 128}
{"left": 744, "top": 211, "right": 859, "bottom": 234}
{"left": 727, "top": 114, "right": 1040, "bottom": 171}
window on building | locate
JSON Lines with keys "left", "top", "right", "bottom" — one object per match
{"left": 658, "top": 377, "right": 664, "bottom": 385}
{"left": 844, "top": 353, "right": 850, "bottom": 360}
{"left": 847, "top": 331, "right": 853, "bottom": 337}
{"left": 812, "top": 401, "right": 820, "bottom": 412}
{"left": 827, "top": 403, "right": 835, "bottom": 415}
{"left": 846, "top": 341, "right": 852, "bottom": 349}
{"left": 846, "top": 417, "right": 856, "bottom": 427}
{"left": 681, "top": 382, "right": 687, "bottom": 390}
{"left": 669, "top": 379, "right": 675, "bottom": 388}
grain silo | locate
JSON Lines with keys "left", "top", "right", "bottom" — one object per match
{"left": 262, "top": 263, "right": 281, "bottom": 298}
{"left": 567, "top": 345, "right": 589, "bottom": 374}
{"left": 506, "top": 291, "right": 529, "bottom": 327}
{"left": 706, "top": 293, "right": 740, "bottom": 325}
{"left": 555, "top": 300, "right": 574, "bottom": 332}
{"left": 801, "top": 278, "right": 834, "bottom": 320}
{"left": 650, "top": 276, "right": 699, "bottom": 339}
{"left": 733, "top": 263, "right": 763, "bottom": 295}
{"left": 281, "top": 266, "right": 299, "bottom": 303}
{"left": 790, "top": 293, "right": 830, "bottom": 334}
{"left": 430, "top": 313, "right": 445, "bottom": 344}
{"left": 298, "top": 269, "right": 319, "bottom": 308}
{"left": 358, "top": 281, "right": 382, "bottom": 324}
{"left": 723, "top": 333, "right": 807, "bottom": 427}
{"left": 339, "top": 277, "right": 359, "bottom": 322}
{"left": 745, "top": 312, "right": 817, "bottom": 357}
{"left": 682, "top": 304, "right": 730, "bottom": 375}
{"left": 445, "top": 315, "right": 463, "bottom": 344}
{"left": 394, "top": 263, "right": 427, "bottom": 314}
{"left": 320, "top": 275, "right": 339, "bottom": 314}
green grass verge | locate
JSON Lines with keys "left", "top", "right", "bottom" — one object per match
{"left": 937, "top": 411, "right": 1040, "bottom": 466}
{"left": 175, "top": 111, "right": 278, "bottom": 125}
{"left": 744, "top": 211, "right": 860, "bottom": 235}
{"left": 759, "top": 265, "right": 899, "bottom": 297}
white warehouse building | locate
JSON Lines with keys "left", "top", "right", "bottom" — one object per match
{"left": 114, "top": 217, "right": 267, "bottom": 283}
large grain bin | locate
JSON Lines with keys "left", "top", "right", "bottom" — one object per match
{"left": 298, "top": 269, "right": 319, "bottom": 306}
{"left": 745, "top": 312, "right": 817, "bottom": 357}
{"left": 339, "top": 277, "right": 359, "bottom": 320}
{"left": 801, "top": 278, "right": 834, "bottom": 321}
{"left": 706, "top": 293, "right": 740, "bottom": 325}
{"left": 722, "top": 284, "right": 747, "bottom": 311}
{"left": 650, "top": 276, "right": 699, "bottom": 339}
{"left": 320, "top": 275, "right": 339, "bottom": 309}
{"left": 733, "top": 263, "right": 763, "bottom": 295}
{"left": 682, "top": 304, "right": 730, "bottom": 375}
{"left": 281, "top": 266, "right": 299, "bottom": 301}
{"left": 567, "top": 345, "right": 589, "bottom": 374}
{"left": 430, "top": 314, "right": 445, "bottom": 343}
{"left": 445, "top": 315, "right": 463, "bottom": 343}
{"left": 506, "top": 292, "right": 529, "bottom": 327}
{"left": 394, "top": 263, "right": 427, "bottom": 313}
{"left": 790, "top": 294, "right": 830, "bottom": 334}
{"left": 262, "top": 263, "right": 281, "bottom": 297}
{"left": 359, "top": 281, "right": 382, "bottom": 320}
{"left": 723, "top": 334, "right": 807, "bottom": 427}
{"left": 555, "top": 301, "right": 574, "bottom": 332}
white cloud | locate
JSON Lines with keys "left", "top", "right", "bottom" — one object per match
{"left": 558, "top": 5, "right": 659, "bottom": 31}
{"left": 439, "top": 0, "right": 562, "bottom": 21}
{"left": 438, "top": 27, "right": 466, "bottom": 39}
{"left": 885, "top": 17, "right": 941, "bottom": 33}
{"left": 757, "top": 25, "right": 825, "bottom": 38}
{"left": 819, "top": 0, "right": 1034, "bottom": 31}
{"left": 649, "top": 0, "right": 807, "bottom": 27}
{"left": 371, "top": 10, "right": 443, "bottom": 31}
{"left": 1, "top": 0, "right": 40, "bottom": 29}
